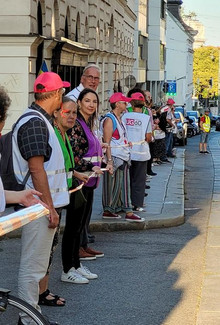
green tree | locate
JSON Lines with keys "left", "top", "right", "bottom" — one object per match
{"left": 193, "top": 46, "right": 219, "bottom": 99}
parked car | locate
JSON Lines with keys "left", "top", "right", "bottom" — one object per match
{"left": 175, "top": 106, "right": 185, "bottom": 117}
{"left": 186, "top": 116, "right": 197, "bottom": 137}
{"left": 189, "top": 116, "right": 199, "bottom": 134}
{"left": 211, "top": 115, "right": 219, "bottom": 126}
{"left": 174, "top": 111, "right": 188, "bottom": 146}
{"left": 216, "top": 117, "right": 220, "bottom": 131}
{"left": 186, "top": 110, "right": 200, "bottom": 122}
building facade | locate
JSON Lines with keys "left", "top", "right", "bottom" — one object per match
{"left": 147, "top": 0, "right": 166, "bottom": 104}
{"left": 165, "top": 0, "right": 196, "bottom": 110}
{"left": 0, "top": 0, "right": 136, "bottom": 131}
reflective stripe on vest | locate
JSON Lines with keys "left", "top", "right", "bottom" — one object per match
{"left": 83, "top": 156, "right": 102, "bottom": 163}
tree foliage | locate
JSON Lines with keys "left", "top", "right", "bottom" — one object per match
{"left": 193, "top": 46, "right": 219, "bottom": 99}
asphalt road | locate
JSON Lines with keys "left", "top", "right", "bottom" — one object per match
{"left": 0, "top": 131, "right": 216, "bottom": 325}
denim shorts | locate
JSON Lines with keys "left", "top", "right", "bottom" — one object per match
{"left": 200, "top": 132, "right": 209, "bottom": 143}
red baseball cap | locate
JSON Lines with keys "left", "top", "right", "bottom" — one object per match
{"left": 34, "top": 72, "right": 70, "bottom": 93}
{"left": 167, "top": 98, "right": 175, "bottom": 105}
{"left": 131, "top": 92, "right": 145, "bottom": 101}
{"left": 109, "top": 92, "right": 131, "bottom": 104}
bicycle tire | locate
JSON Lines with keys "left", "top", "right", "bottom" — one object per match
{"left": 7, "top": 294, "right": 50, "bottom": 325}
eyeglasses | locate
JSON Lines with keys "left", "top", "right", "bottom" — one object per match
{"left": 59, "top": 88, "right": 66, "bottom": 95}
{"left": 83, "top": 75, "right": 100, "bottom": 82}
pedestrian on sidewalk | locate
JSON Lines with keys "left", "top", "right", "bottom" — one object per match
{"left": 199, "top": 108, "right": 211, "bottom": 154}
{"left": 122, "top": 92, "right": 152, "bottom": 212}
{"left": 67, "top": 88, "right": 106, "bottom": 264}
{"left": 0, "top": 86, "right": 44, "bottom": 212}
{"left": 67, "top": 63, "right": 101, "bottom": 254}
{"left": 101, "top": 92, "right": 145, "bottom": 222}
{"left": 13, "top": 72, "right": 70, "bottom": 325}
{"left": 38, "top": 96, "right": 91, "bottom": 304}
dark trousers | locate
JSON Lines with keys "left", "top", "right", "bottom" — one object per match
{"left": 165, "top": 131, "right": 173, "bottom": 156}
{"left": 147, "top": 142, "right": 154, "bottom": 174}
{"left": 62, "top": 187, "right": 94, "bottom": 273}
{"left": 130, "top": 160, "right": 148, "bottom": 207}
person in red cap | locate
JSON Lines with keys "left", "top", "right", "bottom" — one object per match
{"left": 122, "top": 93, "right": 152, "bottom": 212}
{"left": 12, "top": 71, "right": 70, "bottom": 325}
{"left": 100, "top": 92, "right": 144, "bottom": 222}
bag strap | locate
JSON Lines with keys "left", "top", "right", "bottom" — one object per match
{"left": 105, "top": 113, "right": 117, "bottom": 132}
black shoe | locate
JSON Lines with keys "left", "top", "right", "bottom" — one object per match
{"left": 162, "top": 159, "right": 172, "bottom": 163}
{"left": 144, "top": 193, "right": 148, "bottom": 197}
{"left": 145, "top": 185, "right": 151, "bottom": 189}
{"left": 88, "top": 234, "right": 95, "bottom": 243}
{"left": 204, "top": 151, "right": 210, "bottom": 154}
{"left": 199, "top": 151, "right": 204, "bottom": 154}
{"left": 148, "top": 171, "right": 157, "bottom": 176}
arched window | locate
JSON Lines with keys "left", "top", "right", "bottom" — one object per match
{"left": 84, "top": 17, "right": 89, "bottom": 43}
{"left": 109, "top": 15, "right": 114, "bottom": 50}
{"left": 75, "top": 13, "right": 80, "bottom": 42}
{"left": 36, "top": 1, "right": 44, "bottom": 76}
{"left": 37, "top": 1, "right": 43, "bottom": 35}
{"left": 51, "top": 0, "right": 59, "bottom": 38}
{"left": 65, "top": 7, "right": 70, "bottom": 39}
{"left": 96, "top": 21, "right": 100, "bottom": 49}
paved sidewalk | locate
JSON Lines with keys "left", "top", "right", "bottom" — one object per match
{"left": 196, "top": 135, "right": 220, "bottom": 325}
{"left": 3, "top": 148, "right": 185, "bottom": 239}
{"left": 89, "top": 148, "right": 185, "bottom": 232}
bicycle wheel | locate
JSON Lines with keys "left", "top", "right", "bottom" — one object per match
{"left": 1, "top": 294, "right": 50, "bottom": 325}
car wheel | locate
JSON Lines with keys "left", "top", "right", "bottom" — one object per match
{"left": 187, "top": 130, "right": 193, "bottom": 137}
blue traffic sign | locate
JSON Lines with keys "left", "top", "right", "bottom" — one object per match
{"left": 167, "top": 80, "right": 177, "bottom": 95}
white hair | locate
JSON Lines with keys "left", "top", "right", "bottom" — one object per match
{"left": 83, "top": 64, "right": 101, "bottom": 75}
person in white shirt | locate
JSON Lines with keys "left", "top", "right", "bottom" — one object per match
{"left": 122, "top": 92, "right": 152, "bottom": 212}
{"left": 0, "top": 86, "right": 42, "bottom": 214}
{"left": 66, "top": 64, "right": 100, "bottom": 101}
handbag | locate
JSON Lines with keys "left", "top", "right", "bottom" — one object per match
{"left": 69, "top": 178, "right": 87, "bottom": 210}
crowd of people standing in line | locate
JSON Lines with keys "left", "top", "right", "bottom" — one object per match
{"left": 0, "top": 64, "right": 181, "bottom": 325}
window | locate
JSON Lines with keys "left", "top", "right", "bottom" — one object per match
{"left": 160, "top": 43, "right": 165, "bottom": 70}
{"left": 161, "top": 0, "right": 166, "bottom": 19}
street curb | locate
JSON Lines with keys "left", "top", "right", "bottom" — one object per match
{"left": 1, "top": 150, "right": 185, "bottom": 239}
{"left": 89, "top": 149, "right": 185, "bottom": 232}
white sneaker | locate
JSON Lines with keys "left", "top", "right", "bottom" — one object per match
{"left": 61, "top": 267, "right": 89, "bottom": 284}
{"left": 77, "top": 264, "right": 98, "bottom": 280}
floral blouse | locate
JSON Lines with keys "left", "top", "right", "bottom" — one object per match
{"left": 67, "top": 117, "right": 94, "bottom": 172}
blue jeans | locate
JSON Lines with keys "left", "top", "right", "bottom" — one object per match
{"left": 165, "top": 132, "right": 173, "bottom": 156}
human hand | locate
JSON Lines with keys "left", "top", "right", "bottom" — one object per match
{"left": 74, "top": 171, "right": 89, "bottom": 184}
{"left": 128, "top": 141, "right": 133, "bottom": 148}
{"left": 106, "top": 163, "right": 113, "bottom": 175}
{"left": 92, "top": 166, "right": 104, "bottom": 175}
{"left": 48, "top": 208, "right": 59, "bottom": 229}
{"left": 101, "top": 142, "right": 109, "bottom": 149}
{"left": 16, "top": 189, "right": 48, "bottom": 208}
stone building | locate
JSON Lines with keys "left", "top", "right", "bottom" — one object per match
{"left": 0, "top": 0, "right": 136, "bottom": 130}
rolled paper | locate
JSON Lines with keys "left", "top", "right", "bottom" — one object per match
{"left": 0, "top": 204, "right": 49, "bottom": 236}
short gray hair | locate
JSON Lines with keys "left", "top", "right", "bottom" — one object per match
{"left": 83, "top": 64, "right": 101, "bottom": 75}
